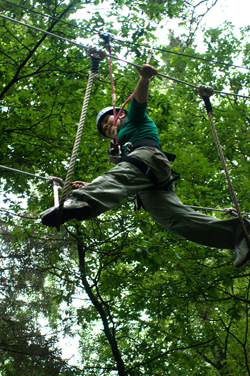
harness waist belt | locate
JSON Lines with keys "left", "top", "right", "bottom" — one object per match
{"left": 120, "top": 138, "right": 180, "bottom": 191}
{"left": 120, "top": 156, "right": 180, "bottom": 190}
{"left": 121, "top": 155, "right": 158, "bottom": 184}
{"left": 128, "top": 139, "right": 176, "bottom": 162}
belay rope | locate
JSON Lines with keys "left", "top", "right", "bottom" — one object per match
{"left": 199, "top": 85, "right": 250, "bottom": 251}
{"left": 56, "top": 47, "right": 106, "bottom": 231}
{"left": 100, "top": 31, "right": 154, "bottom": 156}
{"left": 100, "top": 32, "right": 119, "bottom": 145}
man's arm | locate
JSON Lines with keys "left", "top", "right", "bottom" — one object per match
{"left": 134, "top": 64, "right": 158, "bottom": 103}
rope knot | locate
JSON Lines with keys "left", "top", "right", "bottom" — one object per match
{"left": 87, "top": 46, "right": 106, "bottom": 61}
{"left": 46, "top": 176, "right": 64, "bottom": 186}
{"left": 88, "top": 47, "right": 106, "bottom": 74}
{"left": 198, "top": 84, "right": 214, "bottom": 98}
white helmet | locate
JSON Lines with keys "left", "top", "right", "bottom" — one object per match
{"left": 96, "top": 107, "right": 127, "bottom": 137}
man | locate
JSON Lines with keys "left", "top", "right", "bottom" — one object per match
{"left": 42, "top": 64, "right": 250, "bottom": 267}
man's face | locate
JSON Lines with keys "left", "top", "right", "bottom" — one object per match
{"left": 101, "top": 114, "right": 121, "bottom": 138}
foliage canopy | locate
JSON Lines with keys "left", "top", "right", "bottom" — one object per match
{"left": 0, "top": 0, "right": 250, "bottom": 375}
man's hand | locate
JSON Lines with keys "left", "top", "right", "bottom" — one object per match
{"left": 70, "top": 181, "right": 89, "bottom": 190}
{"left": 135, "top": 64, "right": 158, "bottom": 79}
{"left": 134, "top": 64, "right": 157, "bottom": 103}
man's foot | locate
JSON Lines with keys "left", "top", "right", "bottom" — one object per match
{"left": 41, "top": 199, "right": 91, "bottom": 227}
{"left": 234, "top": 237, "right": 250, "bottom": 267}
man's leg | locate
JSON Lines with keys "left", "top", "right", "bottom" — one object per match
{"left": 42, "top": 146, "right": 172, "bottom": 226}
{"left": 42, "top": 160, "right": 154, "bottom": 226}
{"left": 67, "top": 161, "right": 153, "bottom": 219}
{"left": 139, "top": 189, "right": 250, "bottom": 250}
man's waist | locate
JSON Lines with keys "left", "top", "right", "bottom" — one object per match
{"left": 123, "top": 139, "right": 176, "bottom": 162}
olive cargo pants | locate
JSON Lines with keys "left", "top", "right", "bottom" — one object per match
{"left": 68, "top": 147, "right": 250, "bottom": 250}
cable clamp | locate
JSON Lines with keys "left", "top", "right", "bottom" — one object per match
{"left": 99, "top": 31, "right": 115, "bottom": 44}
{"left": 223, "top": 208, "right": 238, "bottom": 217}
{"left": 88, "top": 46, "right": 106, "bottom": 60}
{"left": 46, "top": 176, "right": 64, "bottom": 186}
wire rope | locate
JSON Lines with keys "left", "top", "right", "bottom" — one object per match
{"left": 186, "top": 205, "right": 250, "bottom": 216}
{"left": 1, "top": 0, "right": 87, "bottom": 31}
{"left": 0, "top": 164, "right": 48, "bottom": 181}
{"left": 0, "top": 13, "right": 88, "bottom": 50}
{"left": 1, "top": 13, "right": 249, "bottom": 100}
{"left": 1, "top": 167, "right": 249, "bottom": 220}
{"left": 113, "top": 40, "right": 249, "bottom": 71}
{"left": 1, "top": 0, "right": 249, "bottom": 71}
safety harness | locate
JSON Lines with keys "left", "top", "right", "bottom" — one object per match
{"left": 108, "top": 138, "right": 180, "bottom": 211}
{"left": 102, "top": 32, "right": 180, "bottom": 210}
{"left": 121, "top": 138, "right": 180, "bottom": 189}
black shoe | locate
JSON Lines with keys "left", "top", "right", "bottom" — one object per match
{"left": 41, "top": 199, "right": 91, "bottom": 227}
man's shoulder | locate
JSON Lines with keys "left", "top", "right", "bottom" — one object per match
{"left": 126, "top": 97, "right": 148, "bottom": 123}
{"left": 129, "top": 96, "right": 147, "bottom": 109}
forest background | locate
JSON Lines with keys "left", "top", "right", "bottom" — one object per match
{"left": 0, "top": 0, "right": 250, "bottom": 375}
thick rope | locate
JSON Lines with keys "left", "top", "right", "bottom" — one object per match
{"left": 56, "top": 71, "right": 97, "bottom": 229}
{"left": 56, "top": 48, "right": 105, "bottom": 231}
{"left": 199, "top": 85, "right": 250, "bottom": 249}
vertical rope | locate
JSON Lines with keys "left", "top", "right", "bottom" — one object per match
{"left": 107, "top": 43, "right": 118, "bottom": 144}
{"left": 114, "top": 49, "right": 153, "bottom": 125}
{"left": 199, "top": 85, "right": 250, "bottom": 249}
{"left": 56, "top": 48, "right": 106, "bottom": 231}
{"left": 99, "top": 32, "right": 119, "bottom": 144}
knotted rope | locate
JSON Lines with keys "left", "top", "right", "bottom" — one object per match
{"left": 56, "top": 47, "right": 106, "bottom": 231}
{"left": 199, "top": 85, "right": 250, "bottom": 250}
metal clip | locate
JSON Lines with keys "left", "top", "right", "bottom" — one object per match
{"left": 108, "top": 141, "right": 122, "bottom": 164}
{"left": 99, "top": 31, "right": 115, "bottom": 44}
{"left": 122, "top": 142, "right": 133, "bottom": 155}
{"left": 108, "top": 155, "right": 121, "bottom": 164}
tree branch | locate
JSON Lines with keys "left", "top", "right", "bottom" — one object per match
{"left": 0, "top": 0, "right": 80, "bottom": 100}
{"left": 76, "top": 225, "right": 127, "bottom": 376}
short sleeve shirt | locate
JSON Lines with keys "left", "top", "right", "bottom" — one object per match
{"left": 117, "top": 97, "right": 160, "bottom": 146}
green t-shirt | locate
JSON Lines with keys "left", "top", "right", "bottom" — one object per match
{"left": 117, "top": 97, "right": 160, "bottom": 147}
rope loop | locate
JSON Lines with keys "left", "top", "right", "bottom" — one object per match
{"left": 198, "top": 84, "right": 214, "bottom": 97}
{"left": 199, "top": 85, "right": 214, "bottom": 114}
{"left": 46, "top": 176, "right": 64, "bottom": 186}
